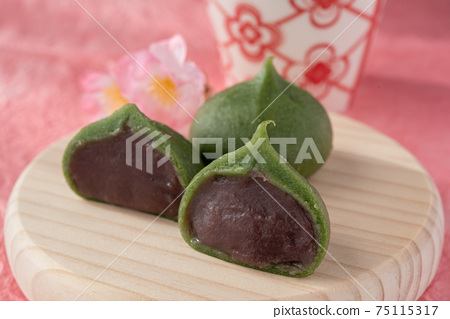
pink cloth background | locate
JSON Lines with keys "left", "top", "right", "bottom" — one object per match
{"left": 0, "top": 0, "right": 448, "bottom": 300}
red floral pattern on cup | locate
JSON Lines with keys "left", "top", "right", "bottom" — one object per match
{"left": 290, "top": 0, "right": 355, "bottom": 28}
{"left": 226, "top": 4, "right": 282, "bottom": 61}
{"left": 286, "top": 44, "right": 348, "bottom": 99}
{"left": 208, "top": 0, "right": 383, "bottom": 111}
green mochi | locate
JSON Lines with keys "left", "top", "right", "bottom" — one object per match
{"left": 190, "top": 58, "right": 333, "bottom": 178}
{"left": 179, "top": 121, "right": 330, "bottom": 277}
{"left": 63, "top": 103, "right": 204, "bottom": 220}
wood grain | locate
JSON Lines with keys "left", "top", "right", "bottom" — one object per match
{"left": 4, "top": 114, "right": 444, "bottom": 300}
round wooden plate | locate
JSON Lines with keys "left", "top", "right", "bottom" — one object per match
{"left": 4, "top": 114, "right": 444, "bottom": 300}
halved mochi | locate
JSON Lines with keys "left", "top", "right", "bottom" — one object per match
{"left": 63, "top": 104, "right": 204, "bottom": 220}
{"left": 179, "top": 121, "right": 330, "bottom": 277}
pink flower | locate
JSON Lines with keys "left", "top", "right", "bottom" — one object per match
{"left": 79, "top": 35, "right": 206, "bottom": 137}
{"left": 79, "top": 71, "right": 129, "bottom": 120}
{"left": 226, "top": 4, "right": 281, "bottom": 61}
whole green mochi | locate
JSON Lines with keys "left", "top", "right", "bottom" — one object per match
{"left": 190, "top": 58, "right": 332, "bottom": 177}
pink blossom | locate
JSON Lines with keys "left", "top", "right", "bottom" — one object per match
{"left": 79, "top": 35, "right": 206, "bottom": 137}
{"left": 79, "top": 71, "right": 129, "bottom": 120}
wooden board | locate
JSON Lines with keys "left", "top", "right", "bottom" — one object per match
{"left": 4, "top": 114, "right": 444, "bottom": 300}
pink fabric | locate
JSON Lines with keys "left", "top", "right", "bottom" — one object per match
{"left": 0, "top": 0, "right": 448, "bottom": 300}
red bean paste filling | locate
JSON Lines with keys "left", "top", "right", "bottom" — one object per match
{"left": 189, "top": 175, "right": 317, "bottom": 268}
{"left": 68, "top": 126, "right": 183, "bottom": 218}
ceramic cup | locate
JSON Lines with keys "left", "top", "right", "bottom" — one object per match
{"left": 206, "top": 0, "right": 384, "bottom": 112}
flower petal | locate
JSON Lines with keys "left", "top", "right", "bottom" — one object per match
{"left": 80, "top": 94, "right": 102, "bottom": 115}
{"left": 115, "top": 49, "right": 158, "bottom": 101}
{"left": 177, "top": 61, "right": 206, "bottom": 85}
{"left": 150, "top": 34, "right": 187, "bottom": 71}
{"left": 79, "top": 71, "right": 111, "bottom": 92}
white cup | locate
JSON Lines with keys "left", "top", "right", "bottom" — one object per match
{"left": 206, "top": 0, "right": 384, "bottom": 112}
